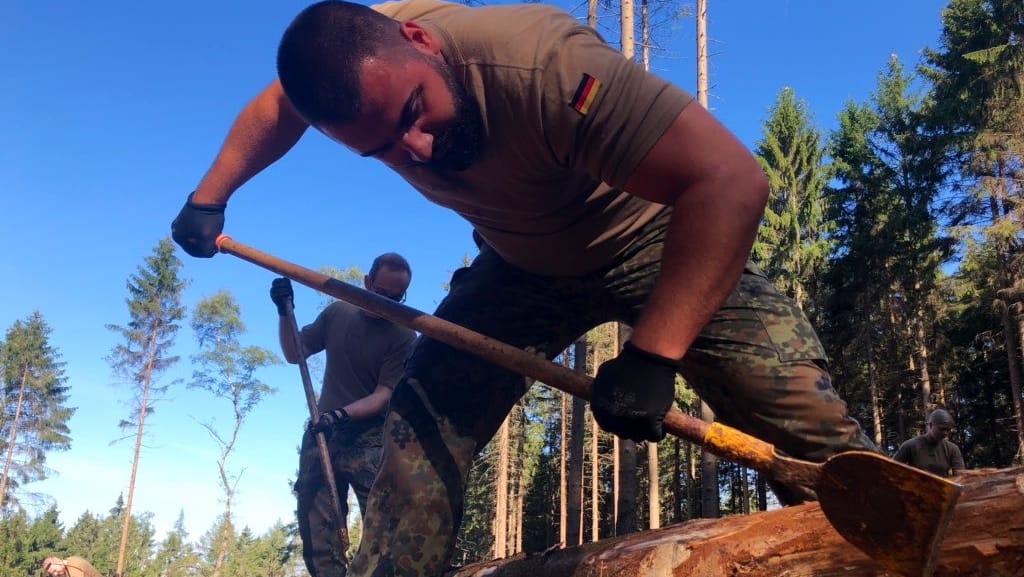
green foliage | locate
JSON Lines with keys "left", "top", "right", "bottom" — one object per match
{"left": 222, "top": 522, "right": 299, "bottom": 577}
{"left": 106, "top": 237, "right": 188, "bottom": 429}
{"left": 753, "top": 87, "right": 833, "bottom": 320}
{"left": 0, "top": 312, "right": 73, "bottom": 510}
{"left": 190, "top": 291, "right": 279, "bottom": 420}
{"left": 0, "top": 507, "right": 63, "bottom": 575}
{"left": 59, "top": 496, "right": 155, "bottom": 576}
{"left": 143, "top": 511, "right": 200, "bottom": 577}
{"left": 823, "top": 56, "right": 955, "bottom": 437}
{"left": 189, "top": 290, "right": 280, "bottom": 575}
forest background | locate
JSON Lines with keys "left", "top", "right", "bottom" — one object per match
{"left": 2, "top": 0, "right": 1022, "bottom": 575}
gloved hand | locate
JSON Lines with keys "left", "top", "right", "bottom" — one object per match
{"left": 591, "top": 341, "right": 678, "bottom": 442}
{"left": 270, "top": 278, "right": 294, "bottom": 316}
{"left": 309, "top": 408, "right": 351, "bottom": 438}
{"left": 171, "top": 192, "right": 226, "bottom": 258}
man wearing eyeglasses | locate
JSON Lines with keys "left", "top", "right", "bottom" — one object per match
{"left": 270, "top": 252, "right": 416, "bottom": 577}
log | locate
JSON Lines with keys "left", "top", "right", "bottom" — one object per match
{"left": 447, "top": 467, "right": 1024, "bottom": 577}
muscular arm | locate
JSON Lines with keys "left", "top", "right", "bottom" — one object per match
{"left": 192, "top": 79, "right": 309, "bottom": 205}
{"left": 623, "top": 102, "right": 769, "bottom": 360}
{"left": 341, "top": 383, "right": 394, "bottom": 420}
{"left": 278, "top": 316, "right": 308, "bottom": 364}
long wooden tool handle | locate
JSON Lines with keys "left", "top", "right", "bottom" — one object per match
{"left": 281, "top": 300, "right": 350, "bottom": 562}
{"left": 218, "top": 235, "right": 777, "bottom": 471}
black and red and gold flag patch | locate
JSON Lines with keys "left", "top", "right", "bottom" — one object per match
{"left": 569, "top": 73, "right": 602, "bottom": 115}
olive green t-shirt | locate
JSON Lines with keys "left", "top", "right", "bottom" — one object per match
{"left": 373, "top": 0, "right": 694, "bottom": 276}
{"left": 301, "top": 300, "right": 416, "bottom": 412}
{"left": 61, "top": 557, "right": 103, "bottom": 577}
{"left": 893, "top": 435, "right": 965, "bottom": 478}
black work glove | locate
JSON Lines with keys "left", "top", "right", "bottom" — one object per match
{"left": 309, "top": 408, "right": 351, "bottom": 438}
{"left": 591, "top": 341, "right": 678, "bottom": 442}
{"left": 171, "top": 192, "right": 226, "bottom": 258}
{"left": 270, "top": 278, "right": 294, "bottom": 316}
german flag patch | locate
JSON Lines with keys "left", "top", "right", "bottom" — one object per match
{"left": 569, "top": 73, "right": 602, "bottom": 115}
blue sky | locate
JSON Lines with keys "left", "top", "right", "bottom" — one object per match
{"left": 3, "top": 0, "right": 947, "bottom": 543}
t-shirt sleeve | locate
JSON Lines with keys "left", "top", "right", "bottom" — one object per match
{"left": 300, "top": 305, "right": 333, "bottom": 356}
{"left": 539, "top": 20, "right": 693, "bottom": 190}
{"left": 892, "top": 441, "right": 911, "bottom": 463}
{"left": 377, "top": 330, "right": 415, "bottom": 391}
{"left": 950, "top": 443, "right": 965, "bottom": 472}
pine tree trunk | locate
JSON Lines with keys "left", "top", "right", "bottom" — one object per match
{"left": 640, "top": 0, "right": 649, "bottom": 71}
{"left": 613, "top": 436, "right": 620, "bottom": 532}
{"left": 617, "top": 439, "right": 638, "bottom": 536}
{"left": 513, "top": 410, "right": 525, "bottom": 556}
{"left": 117, "top": 331, "right": 159, "bottom": 577}
{"left": 495, "top": 416, "right": 510, "bottom": 558}
{"left": 672, "top": 438, "right": 682, "bottom": 522}
{"left": 695, "top": 0, "right": 719, "bottom": 520}
{"left": 867, "top": 330, "right": 884, "bottom": 447}
{"left": 620, "top": 0, "right": 634, "bottom": 59}
{"left": 756, "top": 472, "right": 767, "bottom": 512}
{"left": 647, "top": 443, "right": 659, "bottom": 529}
{"left": 915, "top": 302, "right": 934, "bottom": 413}
{"left": 567, "top": 340, "right": 587, "bottom": 546}
{"left": 989, "top": 189, "right": 1024, "bottom": 462}
{"left": 699, "top": 400, "right": 719, "bottom": 518}
{"left": 590, "top": 412, "right": 600, "bottom": 543}
{"left": 560, "top": 392, "right": 568, "bottom": 547}
{"left": 741, "top": 469, "right": 750, "bottom": 515}
{"left": 1011, "top": 312, "right": 1024, "bottom": 464}
{"left": 0, "top": 366, "right": 29, "bottom": 508}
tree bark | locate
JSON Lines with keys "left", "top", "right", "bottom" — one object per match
{"left": 915, "top": 300, "right": 934, "bottom": 413}
{"left": 495, "top": 415, "right": 510, "bottom": 558}
{"left": 448, "top": 467, "right": 1024, "bottom": 577}
{"left": 590, "top": 412, "right": 600, "bottom": 543}
{"left": 560, "top": 392, "right": 568, "bottom": 547}
{"left": 865, "top": 327, "right": 885, "bottom": 447}
{"left": 0, "top": 366, "right": 29, "bottom": 509}
{"left": 567, "top": 340, "right": 587, "bottom": 546}
{"left": 620, "top": 0, "right": 634, "bottom": 60}
{"left": 117, "top": 330, "right": 159, "bottom": 577}
{"left": 647, "top": 443, "right": 659, "bottom": 529}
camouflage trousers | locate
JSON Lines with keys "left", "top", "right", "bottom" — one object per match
{"left": 349, "top": 210, "right": 876, "bottom": 577}
{"left": 296, "top": 420, "right": 385, "bottom": 577}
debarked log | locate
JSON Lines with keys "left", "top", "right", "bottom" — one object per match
{"left": 447, "top": 467, "right": 1024, "bottom": 577}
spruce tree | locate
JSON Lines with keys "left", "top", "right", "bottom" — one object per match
{"left": 0, "top": 312, "right": 73, "bottom": 510}
{"left": 106, "top": 237, "right": 187, "bottom": 576}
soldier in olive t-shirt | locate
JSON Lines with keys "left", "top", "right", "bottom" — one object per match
{"left": 272, "top": 253, "right": 416, "bottom": 577}
{"left": 894, "top": 408, "right": 965, "bottom": 477}
{"left": 171, "top": 1, "right": 876, "bottom": 576}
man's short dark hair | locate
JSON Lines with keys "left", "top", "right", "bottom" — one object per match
{"left": 369, "top": 252, "right": 412, "bottom": 280}
{"left": 277, "top": 1, "right": 398, "bottom": 126}
{"left": 928, "top": 408, "right": 955, "bottom": 428}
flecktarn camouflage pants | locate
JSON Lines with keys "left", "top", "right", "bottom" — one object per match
{"left": 296, "top": 420, "right": 385, "bottom": 577}
{"left": 349, "top": 210, "right": 875, "bottom": 577}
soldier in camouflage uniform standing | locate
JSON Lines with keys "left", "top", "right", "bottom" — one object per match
{"left": 172, "top": 1, "right": 877, "bottom": 575}
{"left": 270, "top": 253, "right": 416, "bottom": 577}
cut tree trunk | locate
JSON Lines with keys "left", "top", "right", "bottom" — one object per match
{"left": 446, "top": 467, "right": 1024, "bottom": 577}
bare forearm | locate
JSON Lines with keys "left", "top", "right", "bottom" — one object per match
{"left": 630, "top": 173, "right": 767, "bottom": 360}
{"left": 278, "top": 317, "right": 304, "bottom": 364}
{"left": 193, "top": 79, "right": 309, "bottom": 205}
{"left": 343, "top": 387, "right": 392, "bottom": 420}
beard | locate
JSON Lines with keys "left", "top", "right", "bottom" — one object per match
{"left": 425, "top": 58, "right": 485, "bottom": 172}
